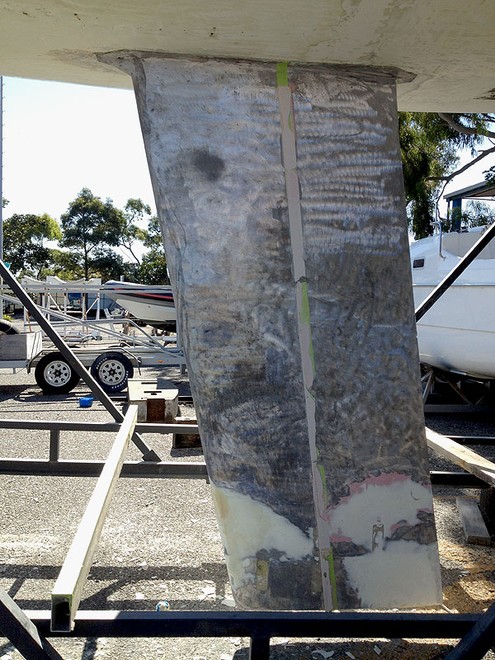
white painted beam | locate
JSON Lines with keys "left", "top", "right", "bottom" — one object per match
{"left": 51, "top": 406, "right": 138, "bottom": 632}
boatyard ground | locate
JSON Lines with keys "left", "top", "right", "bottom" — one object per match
{"left": 0, "top": 364, "right": 495, "bottom": 658}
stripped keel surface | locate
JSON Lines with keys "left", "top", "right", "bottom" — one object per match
{"left": 108, "top": 54, "right": 442, "bottom": 610}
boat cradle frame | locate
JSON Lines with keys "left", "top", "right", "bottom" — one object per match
{"left": 1, "top": 245, "right": 495, "bottom": 657}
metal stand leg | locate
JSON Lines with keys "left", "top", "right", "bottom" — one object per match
{"left": 0, "top": 588, "right": 63, "bottom": 659}
{"left": 249, "top": 635, "right": 270, "bottom": 659}
{"left": 446, "top": 600, "right": 495, "bottom": 660}
{"left": 49, "top": 429, "right": 60, "bottom": 462}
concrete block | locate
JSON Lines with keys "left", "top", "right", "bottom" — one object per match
{"left": 127, "top": 378, "right": 179, "bottom": 422}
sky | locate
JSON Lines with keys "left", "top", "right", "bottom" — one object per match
{"left": 1, "top": 75, "right": 494, "bottom": 226}
{"left": 1, "top": 76, "right": 156, "bottom": 221}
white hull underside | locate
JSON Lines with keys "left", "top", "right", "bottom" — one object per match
{"left": 414, "top": 284, "right": 495, "bottom": 379}
{"left": 112, "top": 295, "right": 176, "bottom": 324}
{"left": 412, "top": 229, "right": 495, "bottom": 380}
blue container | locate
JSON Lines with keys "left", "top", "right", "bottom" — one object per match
{"left": 79, "top": 396, "right": 94, "bottom": 408}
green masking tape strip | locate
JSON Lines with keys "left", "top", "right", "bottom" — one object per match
{"left": 317, "top": 463, "right": 328, "bottom": 508}
{"left": 300, "top": 281, "right": 315, "bottom": 369}
{"left": 276, "top": 62, "right": 289, "bottom": 87}
{"left": 326, "top": 548, "right": 339, "bottom": 609}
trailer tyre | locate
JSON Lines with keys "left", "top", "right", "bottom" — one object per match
{"left": 35, "top": 352, "right": 81, "bottom": 394}
{"left": 90, "top": 352, "right": 133, "bottom": 393}
{"left": 0, "top": 320, "right": 19, "bottom": 335}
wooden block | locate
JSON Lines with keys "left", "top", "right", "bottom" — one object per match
{"left": 0, "top": 331, "right": 42, "bottom": 361}
{"left": 456, "top": 496, "right": 492, "bottom": 546}
{"left": 426, "top": 427, "right": 495, "bottom": 487}
{"left": 173, "top": 418, "right": 201, "bottom": 449}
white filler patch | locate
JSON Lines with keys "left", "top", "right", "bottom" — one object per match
{"left": 328, "top": 477, "right": 442, "bottom": 608}
{"left": 210, "top": 484, "right": 314, "bottom": 591}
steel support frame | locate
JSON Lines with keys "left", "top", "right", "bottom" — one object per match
{"left": 0, "top": 590, "right": 62, "bottom": 660}
{"left": 50, "top": 406, "right": 138, "bottom": 632}
{"left": 21, "top": 609, "right": 489, "bottom": 660}
{"left": 0, "top": 261, "right": 160, "bottom": 461}
{"left": 0, "top": 417, "right": 486, "bottom": 485}
{"left": 0, "top": 416, "right": 207, "bottom": 478}
{"left": 0, "top": 369, "right": 493, "bottom": 652}
{"left": 0, "top": 429, "right": 492, "bottom": 659}
{"left": 0, "top": 467, "right": 492, "bottom": 656}
{"left": 2, "top": 607, "right": 492, "bottom": 660}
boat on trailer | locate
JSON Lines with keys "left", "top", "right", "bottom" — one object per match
{"left": 102, "top": 281, "right": 176, "bottom": 331}
{"left": 410, "top": 226, "right": 495, "bottom": 380}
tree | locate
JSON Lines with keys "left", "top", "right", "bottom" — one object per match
{"left": 49, "top": 248, "right": 84, "bottom": 280}
{"left": 90, "top": 247, "right": 130, "bottom": 282}
{"left": 119, "top": 198, "right": 152, "bottom": 265}
{"left": 399, "top": 113, "right": 486, "bottom": 239}
{"left": 60, "top": 188, "right": 125, "bottom": 280}
{"left": 138, "top": 250, "right": 169, "bottom": 285}
{"left": 136, "top": 215, "right": 169, "bottom": 284}
{"left": 459, "top": 200, "right": 495, "bottom": 231}
{"left": 3, "top": 213, "right": 61, "bottom": 277}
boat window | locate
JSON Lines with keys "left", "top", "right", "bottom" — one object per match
{"left": 413, "top": 258, "right": 425, "bottom": 269}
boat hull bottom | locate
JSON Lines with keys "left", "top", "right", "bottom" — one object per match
{"left": 418, "top": 325, "right": 495, "bottom": 380}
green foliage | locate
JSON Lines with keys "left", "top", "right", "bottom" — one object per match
{"left": 127, "top": 214, "right": 169, "bottom": 284}
{"left": 120, "top": 198, "right": 153, "bottom": 264}
{"left": 89, "top": 248, "right": 130, "bottom": 282}
{"left": 399, "top": 113, "right": 485, "bottom": 239}
{"left": 60, "top": 188, "right": 126, "bottom": 279}
{"left": 458, "top": 201, "right": 495, "bottom": 231}
{"left": 483, "top": 164, "right": 495, "bottom": 186}
{"left": 140, "top": 215, "right": 163, "bottom": 250}
{"left": 137, "top": 249, "right": 169, "bottom": 285}
{"left": 49, "top": 249, "right": 84, "bottom": 280}
{"left": 3, "top": 213, "right": 61, "bottom": 277}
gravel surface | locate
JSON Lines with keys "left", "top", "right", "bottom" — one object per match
{"left": 0, "top": 361, "right": 494, "bottom": 659}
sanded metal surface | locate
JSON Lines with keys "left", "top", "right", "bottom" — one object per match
{"left": 107, "top": 55, "right": 441, "bottom": 610}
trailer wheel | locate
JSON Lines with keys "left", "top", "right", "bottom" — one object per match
{"left": 0, "top": 320, "right": 19, "bottom": 335}
{"left": 90, "top": 352, "right": 134, "bottom": 393}
{"left": 35, "top": 352, "right": 81, "bottom": 394}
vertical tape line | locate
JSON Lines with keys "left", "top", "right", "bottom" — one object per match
{"left": 276, "top": 62, "right": 336, "bottom": 610}
{"left": 276, "top": 61, "right": 288, "bottom": 87}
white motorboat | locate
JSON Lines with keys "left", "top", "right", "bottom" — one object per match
{"left": 410, "top": 227, "right": 495, "bottom": 379}
{"left": 102, "top": 281, "right": 176, "bottom": 331}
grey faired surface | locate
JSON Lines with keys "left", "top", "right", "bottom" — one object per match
{"left": 109, "top": 55, "right": 441, "bottom": 609}
{"left": 124, "top": 56, "right": 321, "bottom": 609}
